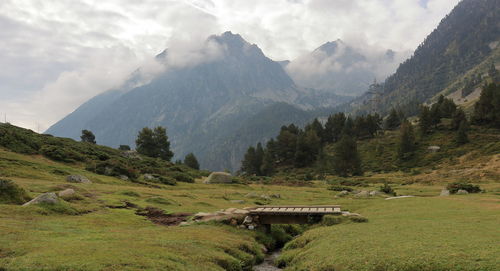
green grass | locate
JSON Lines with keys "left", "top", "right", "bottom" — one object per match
{"left": 279, "top": 194, "right": 500, "bottom": 271}
{"left": 0, "top": 125, "right": 499, "bottom": 270}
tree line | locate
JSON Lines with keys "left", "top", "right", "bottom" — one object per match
{"left": 241, "top": 113, "right": 382, "bottom": 177}
{"left": 79, "top": 127, "right": 200, "bottom": 170}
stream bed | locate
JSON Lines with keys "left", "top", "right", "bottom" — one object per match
{"left": 253, "top": 250, "right": 282, "bottom": 271}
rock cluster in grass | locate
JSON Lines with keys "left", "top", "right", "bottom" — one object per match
{"left": 337, "top": 190, "right": 390, "bottom": 198}
{"left": 66, "top": 175, "right": 91, "bottom": 184}
{"left": 23, "top": 192, "right": 59, "bottom": 206}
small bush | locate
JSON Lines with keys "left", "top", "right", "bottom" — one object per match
{"left": 379, "top": 182, "right": 396, "bottom": 196}
{"left": 327, "top": 179, "right": 367, "bottom": 187}
{"left": 155, "top": 175, "right": 177, "bottom": 186}
{"left": 446, "top": 182, "right": 481, "bottom": 194}
{"left": 327, "top": 186, "right": 353, "bottom": 192}
{"left": 349, "top": 216, "right": 368, "bottom": 223}
{"left": 40, "top": 145, "right": 85, "bottom": 163}
{"left": 322, "top": 215, "right": 344, "bottom": 226}
{"left": 168, "top": 172, "right": 194, "bottom": 183}
{"left": 0, "top": 179, "right": 31, "bottom": 204}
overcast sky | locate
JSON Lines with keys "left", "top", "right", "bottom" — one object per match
{"left": 0, "top": 0, "right": 460, "bottom": 132}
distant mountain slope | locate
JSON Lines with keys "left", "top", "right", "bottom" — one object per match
{"left": 46, "top": 32, "right": 349, "bottom": 171}
{"left": 349, "top": 0, "right": 500, "bottom": 115}
{"left": 285, "top": 39, "right": 402, "bottom": 96}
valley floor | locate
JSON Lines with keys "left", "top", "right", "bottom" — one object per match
{"left": 1, "top": 148, "right": 499, "bottom": 271}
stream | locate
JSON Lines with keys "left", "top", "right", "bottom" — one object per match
{"left": 253, "top": 250, "right": 282, "bottom": 271}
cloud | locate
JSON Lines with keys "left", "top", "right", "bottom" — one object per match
{"left": 0, "top": 0, "right": 460, "bottom": 131}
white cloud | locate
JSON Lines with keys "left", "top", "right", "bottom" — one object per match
{"left": 0, "top": 0, "right": 460, "bottom": 131}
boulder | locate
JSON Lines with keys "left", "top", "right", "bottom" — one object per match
{"left": 245, "top": 192, "right": 259, "bottom": 198}
{"left": 119, "top": 175, "right": 129, "bottom": 181}
{"left": 143, "top": 174, "right": 156, "bottom": 181}
{"left": 203, "top": 172, "right": 233, "bottom": 184}
{"left": 385, "top": 195, "right": 415, "bottom": 200}
{"left": 66, "top": 175, "right": 91, "bottom": 184}
{"left": 23, "top": 192, "right": 58, "bottom": 206}
{"left": 456, "top": 189, "right": 469, "bottom": 195}
{"left": 440, "top": 189, "right": 450, "bottom": 196}
{"left": 122, "top": 150, "right": 141, "bottom": 159}
{"left": 428, "top": 146, "right": 441, "bottom": 152}
{"left": 369, "top": 190, "right": 382, "bottom": 196}
{"left": 354, "top": 191, "right": 370, "bottom": 198}
{"left": 58, "top": 189, "right": 75, "bottom": 199}
{"left": 337, "top": 190, "right": 350, "bottom": 197}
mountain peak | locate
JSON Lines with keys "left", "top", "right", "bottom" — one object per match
{"left": 315, "top": 39, "right": 344, "bottom": 55}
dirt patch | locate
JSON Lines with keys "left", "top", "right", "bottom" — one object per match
{"left": 135, "top": 206, "right": 191, "bottom": 226}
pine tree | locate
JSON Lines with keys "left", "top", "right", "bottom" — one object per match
{"left": 81, "top": 130, "right": 96, "bottom": 144}
{"left": 451, "top": 108, "right": 467, "bottom": 130}
{"left": 324, "top": 113, "right": 346, "bottom": 143}
{"left": 332, "top": 134, "right": 362, "bottom": 177}
{"left": 276, "top": 126, "right": 299, "bottom": 165}
{"left": 305, "top": 118, "right": 325, "bottom": 143}
{"left": 294, "top": 130, "right": 321, "bottom": 167}
{"left": 473, "top": 83, "right": 500, "bottom": 126}
{"left": 397, "top": 120, "right": 416, "bottom": 161}
{"left": 384, "top": 108, "right": 401, "bottom": 130}
{"left": 136, "top": 126, "right": 174, "bottom": 161}
{"left": 184, "top": 153, "right": 200, "bottom": 170}
{"left": 254, "top": 143, "right": 264, "bottom": 175}
{"left": 260, "top": 149, "right": 275, "bottom": 176}
{"left": 488, "top": 62, "right": 499, "bottom": 82}
{"left": 455, "top": 120, "right": 469, "bottom": 145}
{"left": 118, "top": 145, "right": 130, "bottom": 151}
{"left": 241, "top": 146, "right": 258, "bottom": 175}
{"left": 418, "top": 105, "right": 432, "bottom": 135}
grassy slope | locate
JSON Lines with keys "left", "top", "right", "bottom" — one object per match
{"left": 280, "top": 192, "right": 500, "bottom": 271}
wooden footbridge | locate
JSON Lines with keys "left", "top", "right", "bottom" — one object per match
{"left": 248, "top": 205, "right": 341, "bottom": 231}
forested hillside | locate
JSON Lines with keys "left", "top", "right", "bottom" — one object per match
{"left": 349, "top": 0, "right": 500, "bottom": 115}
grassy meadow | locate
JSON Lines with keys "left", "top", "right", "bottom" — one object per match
{"left": 1, "top": 125, "right": 499, "bottom": 270}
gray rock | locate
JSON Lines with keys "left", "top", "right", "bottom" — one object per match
{"left": 66, "top": 175, "right": 91, "bottom": 184}
{"left": 122, "top": 150, "right": 141, "bottom": 159}
{"left": 245, "top": 192, "right": 259, "bottom": 198}
{"left": 456, "top": 189, "right": 469, "bottom": 195}
{"left": 58, "top": 189, "right": 75, "bottom": 198}
{"left": 428, "top": 146, "right": 441, "bottom": 152}
{"left": 143, "top": 174, "right": 155, "bottom": 181}
{"left": 369, "top": 190, "right": 382, "bottom": 196}
{"left": 179, "top": 222, "right": 190, "bottom": 226}
{"left": 242, "top": 216, "right": 253, "bottom": 224}
{"left": 23, "top": 192, "right": 58, "bottom": 206}
{"left": 337, "top": 190, "right": 350, "bottom": 197}
{"left": 119, "top": 175, "right": 129, "bottom": 181}
{"left": 440, "top": 189, "right": 450, "bottom": 196}
{"left": 260, "top": 194, "right": 271, "bottom": 200}
{"left": 354, "top": 191, "right": 370, "bottom": 197}
{"left": 203, "top": 172, "right": 233, "bottom": 184}
{"left": 230, "top": 200, "right": 245, "bottom": 204}
{"left": 385, "top": 195, "right": 415, "bottom": 200}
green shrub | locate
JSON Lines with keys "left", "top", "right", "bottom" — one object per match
{"left": 327, "top": 179, "right": 367, "bottom": 187}
{"left": 327, "top": 186, "right": 353, "bottom": 192}
{"left": 155, "top": 175, "right": 177, "bottom": 186}
{"left": 446, "top": 182, "right": 481, "bottom": 194}
{"left": 349, "top": 216, "right": 368, "bottom": 223}
{"left": 40, "top": 145, "right": 85, "bottom": 163}
{"left": 322, "top": 215, "right": 344, "bottom": 226}
{"left": 168, "top": 172, "right": 194, "bottom": 183}
{"left": 379, "top": 182, "right": 396, "bottom": 196}
{"left": 0, "top": 179, "right": 31, "bottom": 204}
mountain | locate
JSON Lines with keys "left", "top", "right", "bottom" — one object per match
{"left": 348, "top": 0, "right": 500, "bottom": 115}
{"left": 46, "top": 31, "right": 349, "bottom": 171}
{"left": 284, "top": 39, "right": 403, "bottom": 96}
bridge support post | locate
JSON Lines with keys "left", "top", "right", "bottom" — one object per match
{"left": 262, "top": 224, "right": 271, "bottom": 233}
